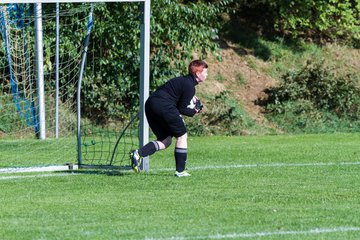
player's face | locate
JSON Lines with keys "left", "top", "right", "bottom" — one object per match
{"left": 196, "top": 68, "right": 208, "bottom": 83}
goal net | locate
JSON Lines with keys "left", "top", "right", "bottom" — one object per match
{"left": 0, "top": 1, "right": 149, "bottom": 171}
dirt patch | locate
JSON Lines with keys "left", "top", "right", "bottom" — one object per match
{"left": 200, "top": 42, "right": 277, "bottom": 126}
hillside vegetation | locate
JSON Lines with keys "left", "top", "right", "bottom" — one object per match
{"left": 196, "top": 39, "right": 360, "bottom": 135}
{"left": 187, "top": 0, "right": 360, "bottom": 135}
{"left": 0, "top": 1, "right": 359, "bottom": 136}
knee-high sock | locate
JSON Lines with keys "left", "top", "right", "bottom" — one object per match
{"left": 138, "top": 141, "right": 159, "bottom": 157}
{"left": 175, "top": 147, "right": 187, "bottom": 172}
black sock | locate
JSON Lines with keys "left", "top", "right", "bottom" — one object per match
{"left": 175, "top": 148, "right": 187, "bottom": 172}
{"left": 138, "top": 141, "right": 159, "bottom": 157}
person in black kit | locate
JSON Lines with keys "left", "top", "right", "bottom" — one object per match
{"left": 130, "top": 60, "right": 208, "bottom": 177}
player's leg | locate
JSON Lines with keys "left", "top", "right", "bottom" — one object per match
{"left": 163, "top": 112, "right": 190, "bottom": 177}
{"left": 130, "top": 98, "right": 172, "bottom": 173}
{"left": 137, "top": 135, "right": 172, "bottom": 158}
{"left": 156, "top": 136, "right": 172, "bottom": 149}
{"left": 138, "top": 98, "right": 173, "bottom": 156}
{"left": 174, "top": 133, "right": 190, "bottom": 177}
{"left": 130, "top": 137, "right": 171, "bottom": 173}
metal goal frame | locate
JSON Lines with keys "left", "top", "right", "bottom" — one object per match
{"left": 1, "top": 0, "right": 151, "bottom": 171}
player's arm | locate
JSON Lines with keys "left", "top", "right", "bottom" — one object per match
{"left": 178, "top": 95, "right": 203, "bottom": 117}
{"left": 178, "top": 103, "right": 196, "bottom": 117}
{"left": 177, "top": 78, "right": 204, "bottom": 116}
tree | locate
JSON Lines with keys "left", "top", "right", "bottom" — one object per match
{"left": 223, "top": 0, "right": 359, "bottom": 45}
{"left": 81, "top": 1, "right": 228, "bottom": 121}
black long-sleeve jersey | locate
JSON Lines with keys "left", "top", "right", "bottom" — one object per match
{"left": 151, "top": 74, "right": 198, "bottom": 117}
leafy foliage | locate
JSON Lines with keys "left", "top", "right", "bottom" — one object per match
{"left": 275, "top": 0, "right": 360, "bottom": 45}
{"left": 0, "top": 96, "right": 23, "bottom": 133}
{"left": 1, "top": 1, "right": 359, "bottom": 135}
{"left": 80, "top": 1, "right": 225, "bottom": 121}
{"left": 187, "top": 91, "right": 259, "bottom": 135}
{"left": 224, "top": 0, "right": 360, "bottom": 46}
{"left": 262, "top": 60, "right": 360, "bottom": 133}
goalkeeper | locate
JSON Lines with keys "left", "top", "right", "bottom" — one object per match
{"left": 130, "top": 59, "right": 208, "bottom": 177}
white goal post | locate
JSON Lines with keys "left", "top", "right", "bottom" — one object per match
{"left": 1, "top": 0, "right": 150, "bottom": 171}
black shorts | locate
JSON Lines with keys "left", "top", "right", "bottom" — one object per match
{"left": 145, "top": 96, "right": 187, "bottom": 141}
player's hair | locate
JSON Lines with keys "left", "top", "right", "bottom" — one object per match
{"left": 188, "top": 60, "right": 208, "bottom": 75}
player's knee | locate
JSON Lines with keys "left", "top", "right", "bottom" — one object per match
{"left": 161, "top": 136, "right": 172, "bottom": 149}
{"left": 157, "top": 136, "right": 172, "bottom": 150}
{"left": 176, "top": 133, "right": 187, "bottom": 148}
{"left": 163, "top": 136, "right": 172, "bottom": 148}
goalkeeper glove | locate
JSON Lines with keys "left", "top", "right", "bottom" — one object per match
{"left": 195, "top": 98, "right": 203, "bottom": 113}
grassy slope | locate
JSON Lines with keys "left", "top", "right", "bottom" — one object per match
{"left": 1, "top": 133, "right": 360, "bottom": 239}
{"left": 202, "top": 38, "right": 360, "bottom": 135}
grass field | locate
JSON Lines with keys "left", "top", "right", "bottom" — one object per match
{"left": 1, "top": 133, "right": 360, "bottom": 239}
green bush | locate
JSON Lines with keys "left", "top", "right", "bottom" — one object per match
{"left": 187, "top": 91, "right": 259, "bottom": 136}
{"left": 266, "top": 60, "right": 360, "bottom": 117}
{"left": 263, "top": 59, "right": 360, "bottom": 133}
{"left": 5, "top": 2, "right": 227, "bottom": 123}
{"left": 275, "top": 0, "right": 360, "bottom": 45}
{"left": 0, "top": 96, "right": 24, "bottom": 134}
{"left": 224, "top": 0, "right": 360, "bottom": 46}
{"left": 81, "top": 1, "right": 226, "bottom": 121}
{"left": 267, "top": 101, "right": 360, "bottom": 133}
{"left": 266, "top": 100, "right": 322, "bottom": 133}
{"left": 0, "top": 93, "right": 78, "bottom": 137}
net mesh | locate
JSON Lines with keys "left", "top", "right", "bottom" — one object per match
{"left": 81, "top": 115, "right": 138, "bottom": 167}
{"left": 0, "top": 3, "right": 138, "bottom": 169}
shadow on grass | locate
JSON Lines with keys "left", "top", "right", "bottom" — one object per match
{"left": 220, "top": 19, "right": 309, "bottom": 61}
{"left": 64, "top": 170, "right": 176, "bottom": 178}
{"left": 60, "top": 168, "right": 131, "bottom": 177}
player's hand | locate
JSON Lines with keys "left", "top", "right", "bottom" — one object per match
{"left": 194, "top": 98, "right": 203, "bottom": 113}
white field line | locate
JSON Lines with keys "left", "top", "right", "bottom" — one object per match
{"left": 145, "top": 226, "right": 360, "bottom": 240}
{"left": 0, "top": 165, "right": 78, "bottom": 174}
{"left": 1, "top": 161, "right": 359, "bottom": 177}
{"left": 0, "top": 173, "right": 77, "bottom": 180}
{"left": 157, "top": 161, "right": 360, "bottom": 172}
